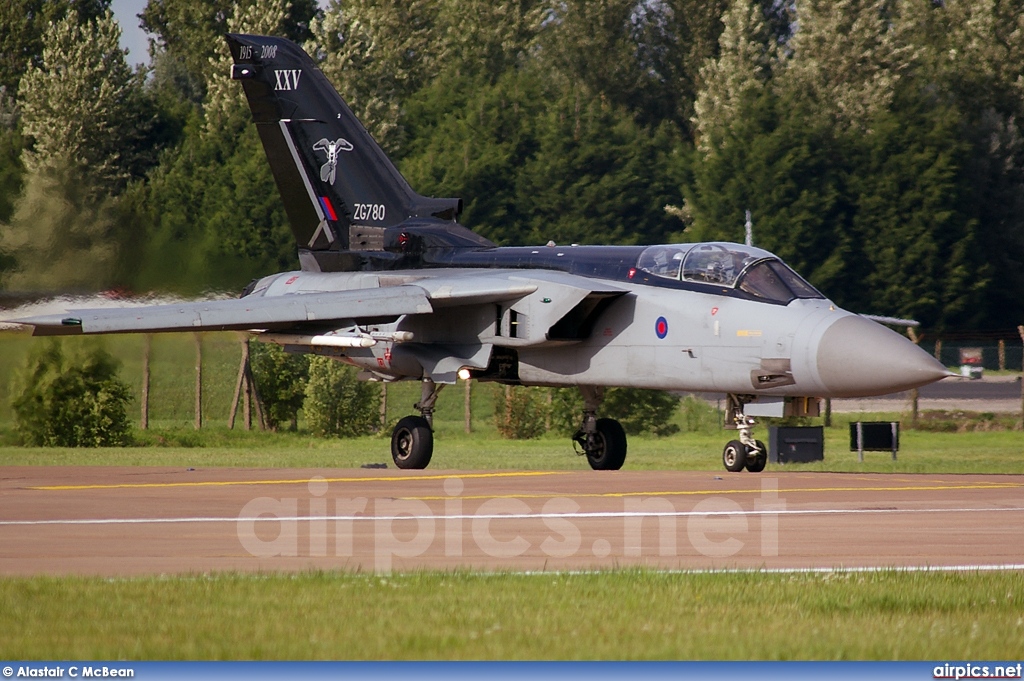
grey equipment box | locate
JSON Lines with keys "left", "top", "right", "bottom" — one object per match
{"left": 768, "top": 426, "right": 824, "bottom": 464}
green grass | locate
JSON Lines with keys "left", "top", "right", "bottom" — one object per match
{"left": 1, "top": 416, "right": 1022, "bottom": 472}
{"left": 1, "top": 570, "right": 1022, "bottom": 659}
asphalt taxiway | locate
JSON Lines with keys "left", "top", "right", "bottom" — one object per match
{"left": 1, "top": 468, "right": 1022, "bottom": 575}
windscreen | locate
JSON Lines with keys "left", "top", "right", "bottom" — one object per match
{"left": 737, "top": 260, "right": 824, "bottom": 304}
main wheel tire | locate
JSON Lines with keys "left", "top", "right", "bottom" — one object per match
{"left": 391, "top": 415, "right": 433, "bottom": 469}
{"left": 586, "top": 418, "right": 628, "bottom": 470}
{"left": 722, "top": 439, "right": 747, "bottom": 472}
{"left": 745, "top": 440, "right": 767, "bottom": 473}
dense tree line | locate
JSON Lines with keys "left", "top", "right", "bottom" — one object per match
{"left": 0, "top": 0, "right": 1021, "bottom": 331}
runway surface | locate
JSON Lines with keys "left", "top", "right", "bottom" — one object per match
{"left": 697, "top": 375, "right": 1024, "bottom": 413}
{"left": 833, "top": 375, "right": 1024, "bottom": 413}
{"left": 1, "top": 467, "right": 1022, "bottom": 576}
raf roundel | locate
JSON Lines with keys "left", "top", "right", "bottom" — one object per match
{"left": 655, "top": 316, "right": 669, "bottom": 339}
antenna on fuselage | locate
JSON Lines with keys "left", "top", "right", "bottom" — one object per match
{"left": 744, "top": 209, "right": 753, "bottom": 247}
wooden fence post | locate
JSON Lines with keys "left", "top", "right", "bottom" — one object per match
{"left": 228, "top": 334, "right": 249, "bottom": 429}
{"left": 907, "top": 327, "right": 922, "bottom": 428}
{"left": 194, "top": 333, "right": 202, "bottom": 429}
{"left": 1018, "top": 326, "right": 1024, "bottom": 426}
{"left": 243, "top": 354, "right": 266, "bottom": 430}
{"left": 546, "top": 389, "right": 553, "bottom": 432}
{"left": 140, "top": 334, "right": 151, "bottom": 430}
{"left": 504, "top": 385, "right": 512, "bottom": 433}
{"left": 243, "top": 366, "right": 251, "bottom": 431}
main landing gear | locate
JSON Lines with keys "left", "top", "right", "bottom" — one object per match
{"left": 722, "top": 393, "right": 766, "bottom": 473}
{"left": 572, "top": 386, "right": 627, "bottom": 470}
{"left": 391, "top": 378, "right": 444, "bottom": 469}
{"left": 391, "top": 381, "right": 630, "bottom": 471}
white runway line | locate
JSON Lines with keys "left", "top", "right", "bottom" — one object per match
{"left": 3, "top": 505, "right": 1024, "bottom": 526}
{"left": 511, "top": 565, "right": 1024, "bottom": 575}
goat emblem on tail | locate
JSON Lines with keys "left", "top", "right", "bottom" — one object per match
{"left": 312, "top": 138, "right": 354, "bottom": 185}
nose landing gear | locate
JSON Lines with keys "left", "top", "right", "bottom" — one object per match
{"left": 722, "top": 393, "right": 767, "bottom": 473}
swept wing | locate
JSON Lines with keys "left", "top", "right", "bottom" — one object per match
{"left": 8, "top": 273, "right": 555, "bottom": 336}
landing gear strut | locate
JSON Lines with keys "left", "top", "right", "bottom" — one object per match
{"left": 572, "top": 386, "right": 627, "bottom": 470}
{"left": 391, "top": 378, "right": 445, "bottom": 469}
{"left": 722, "top": 393, "right": 766, "bottom": 473}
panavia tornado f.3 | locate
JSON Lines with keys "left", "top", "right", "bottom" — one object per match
{"left": 12, "top": 34, "right": 951, "bottom": 472}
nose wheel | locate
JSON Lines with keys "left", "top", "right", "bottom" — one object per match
{"left": 723, "top": 439, "right": 767, "bottom": 472}
{"left": 722, "top": 394, "right": 767, "bottom": 473}
{"left": 746, "top": 440, "right": 767, "bottom": 472}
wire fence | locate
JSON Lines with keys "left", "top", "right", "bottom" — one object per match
{"left": 2, "top": 331, "right": 1022, "bottom": 431}
{"left": 918, "top": 340, "right": 1024, "bottom": 372}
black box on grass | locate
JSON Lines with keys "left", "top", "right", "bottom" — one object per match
{"left": 849, "top": 421, "right": 900, "bottom": 461}
{"left": 768, "top": 426, "right": 824, "bottom": 464}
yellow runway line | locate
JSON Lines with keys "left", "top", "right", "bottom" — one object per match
{"left": 401, "top": 481, "right": 1024, "bottom": 501}
{"left": 31, "top": 470, "right": 568, "bottom": 491}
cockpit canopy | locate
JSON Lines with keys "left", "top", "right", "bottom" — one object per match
{"left": 636, "top": 242, "right": 824, "bottom": 304}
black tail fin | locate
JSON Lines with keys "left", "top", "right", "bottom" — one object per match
{"left": 225, "top": 34, "right": 463, "bottom": 269}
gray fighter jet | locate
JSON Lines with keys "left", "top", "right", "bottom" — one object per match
{"left": 12, "top": 34, "right": 950, "bottom": 472}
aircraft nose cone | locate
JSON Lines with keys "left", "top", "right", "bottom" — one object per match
{"left": 816, "top": 315, "right": 949, "bottom": 397}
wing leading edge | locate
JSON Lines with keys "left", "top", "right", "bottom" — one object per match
{"left": 11, "top": 287, "right": 434, "bottom": 336}
{"left": 9, "top": 275, "right": 543, "bottom": 336}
